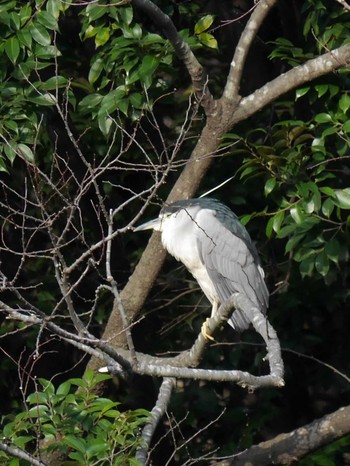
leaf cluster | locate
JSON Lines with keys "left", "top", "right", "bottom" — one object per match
{"left": 0, "top": 370, "right": 150, "bottom": 466}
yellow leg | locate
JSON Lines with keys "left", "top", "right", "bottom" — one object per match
{"left": 201, "top": 301, "right": 219, "bottom": 341}
{"left": 201, "top": 318, "right": 215, "bottom": 341}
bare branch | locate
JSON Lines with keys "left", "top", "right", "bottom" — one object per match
{"left": 222, "top": 0, "right": 278, "bottom": 102}
{"left": 0, "top": 443, "right": 48, "bottom": 466}
{"left": 230, "top": 43, "right": 350, "bottom": 125}
{"left": 136, "top": 377, "right": 176, "bottom": 465}
{"left": 334, "top": 0, "right": 350, "bottom": 12}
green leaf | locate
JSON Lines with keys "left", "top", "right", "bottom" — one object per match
{"left": 295, "top": 86, "right": 310, "bottom": 100}
{"left": 46, "top": 0, "right": 61, "bottom": 20}
{"left": 98, "top": 114, "right": 113, "bottom": 136}
{"left": 30, "top": 23, "right": 51, "bottom": 46}
{"left": 17, "top": 28, "right": 32, "bottom": 48}
{"left": 333, "top": 188, "right": 350, "bottom": 209}
{"left": 325, "top": 238, "right": 340, "bottom": 265}
{"left": 9, "top": 12, "right": 21, "bottom": 30}
{"left": 272, "top": 210, "right": 285, "bottom": 234}
{"left": 100, "top": 87, "right": 126, "bottom": 114}
{"left": 339, "top": 93, "right": 350, "bottom": 114}
{"left": 95, "top": 27, "right": 110, "bottom": 48}
{"left": 198, "top": 32, "right": 218, "bottom": 49}
{"left": 27, "top": 405, "right": 49, "bottom": 417}
{"left": 321, "top": 198, "right": 334, "bottom": 218}
{"left": 40, "top": 76, "right": 67, "bottom": 90}
{"left": 195, "top": 15, "right": 214, "bottom": 34}
{"left": 343, "top": 120, "right": 350, "bottom": 133}
{"left": 56, "top": 380, "right": 71, "bottom": 396}
{"left": 314, "top": 84, "right": 328, "bottom": 98}
{"left": 37, "top": 10, "right": 58, "bottom": 31}
{"left": 277, "top": 223, "right": 296, "bottom": 238}
{"left": 119, "top": 7, "right": 133, "bottom": 25}
{"left": 78, "top": 93, "right": 103, "bottom": 111}
{"left": 285, "top": 234, "right": 304, "bottom": 253}
{"left": 86, "top": 5, "right": 105, "bottom": 21}
{"left": 138, "top": 55, "right": 160, "bottom": 88}
{"left": 299, "top": 256, "right": 314, "bottom": 278}
{"left": 3, "top": 140, "right": 17, "bottom": 163}
{"left": 27, "top": 93, "right": 56, "bottom": 106}
{"left": 17, "top": 144, "right": 34, "bottom": 162}
{"left": 290, "top": 205, "right": 304, "bottom": 224}
{"left": 314, "top": 113, "right": 333, "bottom": 124}
{"left": 319, "top": 186, "right": 335, "bottom": 197}
{"left": 264, "top": 178, "right": 277, "bottom": 196}
{"left": 315, "top": 250, "right": 330, "bottom": 277}
{"left": 5, "top": 37, "right": 20, "bottom": 64}
{"left": 65, "top": 435, "right": 87, "bottom": 453}
{"left": 129, "top": 92, "right": 143, "bottom": 108}
{"left": 88, "top": 58, "right": 104, "bottom": 84}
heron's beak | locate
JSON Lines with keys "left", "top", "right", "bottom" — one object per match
{"left": 134, "top": 217, "right": 161, "bottom": 232}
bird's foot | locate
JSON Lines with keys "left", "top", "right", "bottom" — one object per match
{"left": 201, "top": 318, "right": 215, "bottom": 341}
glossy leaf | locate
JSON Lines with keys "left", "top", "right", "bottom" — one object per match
{"left": 333, "top": 188, "right": 350, "bottom": 209}
{"left": 194, "top": 15, "right": 214, "bottom": 34}
{"left": 5, "top": 37, "right": 20, "bottom": 63}
{"left": 321, "top": 198, "right": 334, "bottom": 218}
{"left": 339, "top": 93, "right": 350, "bottom": 114}
{"left": 314, "top": 112, "right": 332, "bottom": 123}
{"left": 198, "top": 32, "right": 218, "bottom": 49}
{"left": 315, "top": 250, "right": 330, "bottom": 277}
{"left": 30, "top": 23, "right": 51, "bottom": 46}
{"left": 88, "top": 57, "right": 104, "bottom": 84}
{"left": 17, "top": 143, "right": 34, "bottom": 162}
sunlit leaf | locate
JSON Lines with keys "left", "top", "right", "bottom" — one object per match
{"left": 314, "top": 113, "right": 333, "bottom": 124}
{"left": 315, "top": 250, "right": 330, "bottom": 277}
{"left": 88, "top": 58, "right": 104, "bottom": 84}
{"left": 296, "top": 86, "right": 310, "bottom": 100}
{"left": 334, "top": 188, "right": 350, "bottom": 209}
{"left": 198, "top": 33, "right": 218, "bottom": 49}
{"left": 17, "top": 143, "right": 34, "bottom": 162}
{"left": 194, "top": 15, "right": 214, "bottom": 34}
{"left": 321, "top": 198, "right": 334, "bottom": 218}
{"left": 339, "top": 93, "right": 350, "bottom": 114}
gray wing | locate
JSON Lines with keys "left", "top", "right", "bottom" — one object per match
{"left": 195, "top": 206, "right": 269, "bottom": 332}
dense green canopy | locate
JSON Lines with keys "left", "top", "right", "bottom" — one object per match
{"left": 0, "top": 0, "right": 350, "bottom": 464}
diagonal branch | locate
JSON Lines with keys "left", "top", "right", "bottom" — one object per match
{"left": 222, "top": 0, "right": 278, "bottom": 102}
{"left": 217, "top": 405, "right": 350, "bottom": 466}
{"left": 131, "top": 0, "right": 215, "bottom": 113}
{"left": 136, "top": 377, "right": 175, "bottom": 465}
{"left": 0, "top": 443, "right": 48, "bottom": 466}
{"left": 230, "top": 43, "right": 350, "bottom": 125}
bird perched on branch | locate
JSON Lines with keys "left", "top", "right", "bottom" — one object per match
{"left": 134, "top": 198, "right": 268, "bottom": 336}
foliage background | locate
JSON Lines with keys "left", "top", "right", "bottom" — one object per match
{"left": 0, "top": 0, "right": 350, "bottom": 464}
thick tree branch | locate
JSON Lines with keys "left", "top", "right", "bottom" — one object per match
{"left": 230, "top": 43, "right": 350, "bottom": 125}
{"left": 3, "top": 297, "right": 283, "bottom": 388}
{"left": 223, "top": 0, "right": 278, "bottom": 102}
{"left": 216, "top": 405, "right": 350, "bottom": 466}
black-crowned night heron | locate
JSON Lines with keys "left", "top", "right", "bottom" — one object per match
{"left": 134, "top": 198, "right": 268, "bottom": 334}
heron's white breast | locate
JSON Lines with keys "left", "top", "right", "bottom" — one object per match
{"left": 160, "top": 214, "right": 218, "bottom": 305}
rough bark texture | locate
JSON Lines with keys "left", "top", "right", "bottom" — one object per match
{"left": 216, "top": 405, "right": 350, "bottom": 466}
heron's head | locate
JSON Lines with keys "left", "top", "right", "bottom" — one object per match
{"left": 134, "top": 199, "right": 210, "bottom": 234}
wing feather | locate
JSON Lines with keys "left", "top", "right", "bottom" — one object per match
{"left": 195, "top": 206, "right": 268, "bottom": 331}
